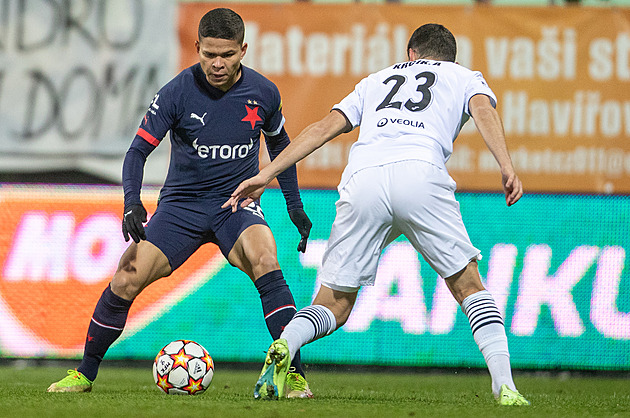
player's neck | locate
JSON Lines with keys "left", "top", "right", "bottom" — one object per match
{"left": 412, "top": 56, "right": 439, "bottom": 62}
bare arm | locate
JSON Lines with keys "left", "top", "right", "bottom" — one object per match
{"left": 469, "top": 94, "right": 523, "bottom": 206}
{"left": 258, "top": 110, "right": 350, "bottom": 184}
{"left": 223, "top": 110, "right": 351, "bottom": 211}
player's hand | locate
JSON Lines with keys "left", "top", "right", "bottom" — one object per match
{"left": 502, "top": 170, "right": 523, "bottom": 206}
{"left": 222, "top": 174, "right": 268, "bottom": 212}
{"left": 122, "top": 203, "right": 147, "bottom": 243}
{"left": 289, "top": 208, "right": 312, "bottom": 253}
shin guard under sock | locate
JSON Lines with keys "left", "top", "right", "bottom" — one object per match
{"left": 462, "top": 290, "right": 516, "bottom": 396}
{"left": 280, "top": 304, "right": 337, "bottom": 363}
{"left": 77, "top": 285, "right": 132, "bottom": 381}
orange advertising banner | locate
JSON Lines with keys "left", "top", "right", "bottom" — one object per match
{"left": 179, "top": 4, "right": 630, "bottom": 193}
{"left": 0, "top": 185, "right": 225, "bottom": 357}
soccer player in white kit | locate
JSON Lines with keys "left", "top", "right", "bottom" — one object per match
{"left": 224, "top": 23, "right": 529, "bottom": 406}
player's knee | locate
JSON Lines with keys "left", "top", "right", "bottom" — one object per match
{"left": 332, "top": 302, "right": 355, "bottom": 328}
{"left": 335, "top": 313, "right": 349, "bottom": 329}
{"left": 111, "top": 272, "right": 143, "bottom": 300}
{"left": 251, "top": 252, "right": 280, "bottom": 273}
{"left": 444, "top": 264, "right": 485, "bottom": 305}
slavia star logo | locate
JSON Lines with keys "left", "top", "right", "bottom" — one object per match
{"left": 241, "top": 101, "right": 262, "bottom": 129}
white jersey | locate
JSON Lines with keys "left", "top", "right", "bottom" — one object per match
{"left": 333, "top": 59, "right": 496, "bottom": 189}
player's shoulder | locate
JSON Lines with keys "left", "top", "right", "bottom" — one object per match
{"left": 241, "top": 66, "right": 279, "bottom": 91}
{"left": 240, "top": 65, "right": 281, "bottom": 106}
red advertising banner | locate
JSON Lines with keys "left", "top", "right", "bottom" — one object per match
{"left": 179, "top": 4, "right": 630, "bottom": 193}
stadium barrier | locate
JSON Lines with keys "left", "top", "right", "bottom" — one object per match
{"left": 0, "top": 184, "right": 628, "bottom": 370}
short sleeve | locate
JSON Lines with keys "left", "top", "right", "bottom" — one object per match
{"left": 463, "top": 71, "right": 497, "bottom": 116}
{"left": 261, "top": 84, "right": 286, "bottom": 137}
{"left": 332, "top": 77, "right": 368, "bottom": 129}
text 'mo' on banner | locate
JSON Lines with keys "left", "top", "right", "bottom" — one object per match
{"left": 179, "top": 5, "right": 630, "bottom": 193}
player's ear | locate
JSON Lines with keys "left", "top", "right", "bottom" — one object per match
{"left": 195, "top": 39, "right": 200, "bottom": 54}
{"left": 240, "top": 42, "right": 248, "bottom": 60}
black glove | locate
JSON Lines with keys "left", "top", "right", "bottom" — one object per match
{"left": 122, "top": 204, "right": 147, "bottom": 243}
{"left": 289, "top": 208, "right": 312, "bottom": 253}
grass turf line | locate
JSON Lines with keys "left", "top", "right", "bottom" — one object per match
{"left": 2, "top": 365, "right": 629, "bottom": 417}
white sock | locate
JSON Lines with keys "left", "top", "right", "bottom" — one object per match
{"left": 461, "top": 290, "right": 516, "bottom": 396}
{"left": 486, "top": 354, "right": 515, "bottom": 396}
{"left": 280, "top": 305, "right": 337, "bottom": 362}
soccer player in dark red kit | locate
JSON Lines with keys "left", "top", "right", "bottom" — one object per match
{"left": 48, "top": 8, "right": 314, "bottom": 398}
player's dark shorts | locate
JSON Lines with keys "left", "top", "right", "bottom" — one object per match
{"left": 144, "top": 193, "right": 268, "bottom": 271}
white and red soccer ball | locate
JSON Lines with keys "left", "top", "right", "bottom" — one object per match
{"left": 153, "top": 339, "right": 214, "bottom": 395}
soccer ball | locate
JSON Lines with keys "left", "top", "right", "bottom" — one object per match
{"left": 153, "top": 339, "right": 214, "bottom": 395}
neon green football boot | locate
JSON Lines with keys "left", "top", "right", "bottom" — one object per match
{"left": 497, "top": 384, "right": 530, "bottom": 406}
{"left": 254, "top": 339, "right": 291, "bottom": 400}
{"left": 47, "top": 369, "right": 93, "bottom": 393}
{"left": 285, "top": 370, "right": 314, "bottom": 399}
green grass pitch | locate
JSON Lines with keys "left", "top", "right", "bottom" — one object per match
{"left": 3, "top": 363, "right": 629, "bottom": 417}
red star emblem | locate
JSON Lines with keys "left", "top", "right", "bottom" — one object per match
{"left": 241, "top": 105, "right": 262, "bottom": 129}
{"left": 87, "top": 334, "right": 94, "bottom": 342}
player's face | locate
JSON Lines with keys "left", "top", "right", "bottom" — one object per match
{"left": 196, "top": 36, "right": 247, "bottom": 92}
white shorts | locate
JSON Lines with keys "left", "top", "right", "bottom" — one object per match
{"left": 319, "top": 160, "right": 481, "bottom": 291}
